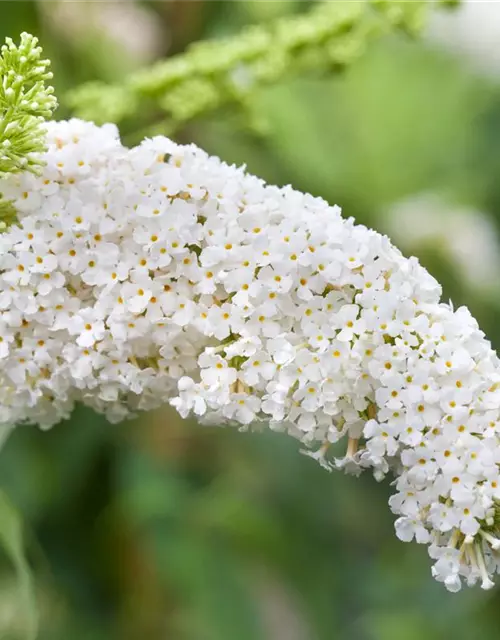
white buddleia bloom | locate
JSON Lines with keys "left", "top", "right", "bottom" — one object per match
{"left": 2, "top": 119, "right": 500, "bottom": 592}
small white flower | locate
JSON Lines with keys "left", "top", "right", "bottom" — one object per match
{"left": 395, "top": 517, "right": 430, "bottom": 544}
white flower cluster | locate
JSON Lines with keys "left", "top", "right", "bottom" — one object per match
{"left": 1, "top": 119, "right": 500, "bottom": 592}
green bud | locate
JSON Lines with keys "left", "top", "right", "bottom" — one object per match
{"left": 0, "top": 33, "right": 57, "bottom": 177}
{"left": 0, "top": 32, "right": 58, "bottom": 229}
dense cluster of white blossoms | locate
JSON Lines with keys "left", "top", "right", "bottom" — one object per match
{"left": 1, "top": 119, "right": 500, "bottom": 592}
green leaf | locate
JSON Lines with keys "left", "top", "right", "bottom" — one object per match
{"left": 0, "top": 489, "right": 38, "bottom": 640}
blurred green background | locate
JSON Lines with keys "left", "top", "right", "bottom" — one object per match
{"left": 1, "top": 1, "right": 500, "bottom": 638}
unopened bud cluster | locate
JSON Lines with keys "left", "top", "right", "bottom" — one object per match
{"left": 0, "top": 33, "right": 57, "bottom": 178}
{"left": 0, "top": 119, "right": 499, "bottom": 592}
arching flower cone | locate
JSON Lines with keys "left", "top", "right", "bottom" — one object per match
{"left": 1, "top": 120, "right": 500, "bottom": 591}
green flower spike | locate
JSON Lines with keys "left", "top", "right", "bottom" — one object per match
{"left": 66, "top": 0, "right": 457, "bottom": 140}
{"left": 0, "top": 32, "right": 57, "bottom": 229}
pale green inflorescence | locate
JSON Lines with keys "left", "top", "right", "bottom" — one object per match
{"left": 66, "top": 0, "right": 453, "bottom": 136}
{"left": 0, "top": 32, "right": 57, "bottom": 229}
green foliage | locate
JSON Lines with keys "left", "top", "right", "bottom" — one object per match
{"left": 66, "top": 0, "right": 439, "bottom": 136}
{"left": 0, "top": 32, "right": 57, "bottom": 228}
{"left": 0, "top": 489, "right": 37, "bottom": 640}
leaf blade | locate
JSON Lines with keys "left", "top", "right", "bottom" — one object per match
{"left": 0, "top": 489, "right": 38, "bottom": 640}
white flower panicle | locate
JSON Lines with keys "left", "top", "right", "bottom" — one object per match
{"left": 1, "top": 119, "right": 500, "bottom": 592}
